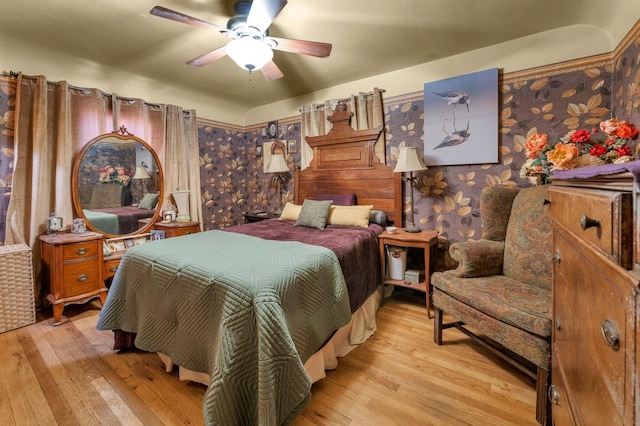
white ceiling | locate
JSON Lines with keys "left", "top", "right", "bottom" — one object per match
{"left": 1, "top": 0, "right": 637, "bottom": 115}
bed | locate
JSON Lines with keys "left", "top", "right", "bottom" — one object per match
{"left": 96, "top": 107, "right": 403, "bottom": 425}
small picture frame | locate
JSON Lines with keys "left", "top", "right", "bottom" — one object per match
{"left": 108, "top": 240, "right": 125, "bottom": 253}
{"left": 150, "top": 230, "right": 166, "bottom": 241}
{"left": 256, "top": 144, "right": 263, "bottom": 157}
{"left": 103, "top": 242, "right": 112, "bottom": 257}
{"left": 133, "top": 234, "right": 150, "bottom": 246}
{"left": 267, "top": 120, "right": 278, "bottom": 139}
{"left": 287, "top": 140, "right": 297, "bottom": 154}
{"left": 125, "top": 239, "right": 134, "bottom": 248}
{"left": 71, "top": 218, "right": 86, "bottom": 234}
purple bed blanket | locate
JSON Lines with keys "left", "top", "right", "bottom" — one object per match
{"left": 91, "top": 206, "right": 156, "bottom": 234}
{"left": 224, "top": 218, "right": 383, "bottom": 313}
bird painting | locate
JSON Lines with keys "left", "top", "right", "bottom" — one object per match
{"left": 432, "top": 90, "right": 470, "bottom": 120}
{"left": 434, "top": 121, "right": 470, "bottom": 149}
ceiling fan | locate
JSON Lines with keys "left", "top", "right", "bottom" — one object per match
{"left": 150, "top": 0, "right": 332, "bottom": 81}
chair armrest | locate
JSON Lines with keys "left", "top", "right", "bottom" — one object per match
{"left": 445, "top": 240, "right": 505, "bottom": 278}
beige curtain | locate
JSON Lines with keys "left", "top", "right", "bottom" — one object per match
{"left": 6, "top": 74, "right": 110, "bottom": 247}
{"left": 164, "top": 105, "right": 202, "bottom": 228}
{"left": 300, "top": 88, "right": 385, "bottom": 170}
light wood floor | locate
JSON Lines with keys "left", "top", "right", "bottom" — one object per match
{"left": 0, "top": 289, "right": 537, "bottom": 425}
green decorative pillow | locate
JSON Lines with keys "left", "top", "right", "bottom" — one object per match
{"left": 138, "top": 193, "right": 160, "bottom": 210}
{"left": 295, "top": 199, "right": 333, "bottom": 229}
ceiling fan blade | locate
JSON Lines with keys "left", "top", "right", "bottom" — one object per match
{"left": 270, "top": 37, "right": 332, "bottom": 58}
{"left": 150, "top": 6, "right": 227, "bottom": 33}
{"left": 260, "top": 61, "right": 284, "bottom": 81}
{"left": 186, "top": 46, "right": 228, "bottom": 67}
{"left": 246, "top": 0, "right": 287, "bottom": 33}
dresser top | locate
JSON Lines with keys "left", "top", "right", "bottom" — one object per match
{"left": 39, "top": 231, "right": 103, "bottom": 245}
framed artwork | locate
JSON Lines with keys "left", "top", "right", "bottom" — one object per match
{"left": 287, "top": 140, "right": 297, "bottom": 153}
{"left": 256, "top": 144, "right": 263, "bottom": 157}
{"left": 423, "top": 68, "right": 498, "bottom": 166}
{"left": 150, "top": 230, "right": 166, "bottom": 241}
{"left": 267, "top": 120, "right": 278, "bottom": 139}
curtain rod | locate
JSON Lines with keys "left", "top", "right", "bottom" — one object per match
{"left": 7, "top": 70, "right": 193, "bottom": 115}
{"left": 298, "top": 88, "right": 385, "bottom": 112}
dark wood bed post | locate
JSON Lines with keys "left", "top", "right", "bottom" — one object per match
{"left": 294, "top": 106, "right": 403, "bottom": 226}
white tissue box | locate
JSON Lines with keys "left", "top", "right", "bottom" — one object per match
{"left": 404, "top": 269, "right": 423, "bottom": 284}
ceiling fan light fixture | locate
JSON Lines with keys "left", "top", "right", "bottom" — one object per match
{"left": 226, "top": 36, "right": 273, "bottom": 72}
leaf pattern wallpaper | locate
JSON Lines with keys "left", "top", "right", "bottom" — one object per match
{"left": 1, "top": 25, "right": 639, "bottom": 263}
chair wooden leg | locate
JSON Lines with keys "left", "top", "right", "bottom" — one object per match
{"left": 433, "top": 306, "right": 443, "bottom": 345}
{"left": 536, "top": 367, "right": 550, "bottom": 425}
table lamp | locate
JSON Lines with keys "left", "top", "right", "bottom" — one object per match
{"left": 266, "top": 153, "right": 289, "bottom": 214}
{"left": 133, "top": 162, "right": 151, "bottom": 200}
{"left": 393, "top": 146, "right": 427, "bottom": 233}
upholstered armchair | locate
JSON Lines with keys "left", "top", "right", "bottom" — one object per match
{"left": 431, "top": 185, "right": 552, "bottom": 425}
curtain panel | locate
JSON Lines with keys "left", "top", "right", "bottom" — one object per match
{"left": 6, "top": 73, "right": 200, "bottom": 293}
{"left": 300, "top": 88, "right": 385, "bottom": 170}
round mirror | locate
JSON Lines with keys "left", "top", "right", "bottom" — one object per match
{"left": 71, "top": 129, "right": 164, "bottom": 238}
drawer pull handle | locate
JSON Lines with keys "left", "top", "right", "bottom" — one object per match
{"left": 552, "top": 251, "right": 561, "bottom": 264}
{"left": 601, "top": 319, "right": 620, "bottom": 350}
{"left": 109, "top": 266, "right": 118, "bottom": 272}
{"left": 77, "top": 274, "right": 89, "bottom": 282}
{"left": 580, "top": 215, "right": 599, "bottom": 230}
{"left": 548, "top": 384, "right": 559, "bottom": 405}
{"left": 76, "top": 248, "right": 88, "bottom": 255}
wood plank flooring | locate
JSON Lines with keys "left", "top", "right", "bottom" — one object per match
{"left": 0, "top": 289, "right": 537, "bottom": 425}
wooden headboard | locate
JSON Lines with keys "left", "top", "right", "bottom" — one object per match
{"left": 294, "top": 107, "right": 403, "bottom": 225}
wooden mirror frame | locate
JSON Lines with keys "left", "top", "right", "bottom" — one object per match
{"left": 71, "top": 127, "right": 164, "bottom": 238}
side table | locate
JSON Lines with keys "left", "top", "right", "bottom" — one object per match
{"left": 153, "top": 220, "right": 201, "bottom": 238}
{"left": 378, "top": 228, "right": 439, "bottom": 317}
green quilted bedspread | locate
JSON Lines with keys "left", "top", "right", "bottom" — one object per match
{"left": 96, "top": 230, "right": 351, "bottom": 425}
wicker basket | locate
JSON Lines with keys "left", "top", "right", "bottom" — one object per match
{"left": 0, "top": 243, "right": 36, "bottom": 333}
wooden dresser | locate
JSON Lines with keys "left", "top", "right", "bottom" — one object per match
{"left": 39, "top": 231, "right": 107, "bottom": 325}
{"left": 548, "top": 174, "right": 638, "bottom": 425}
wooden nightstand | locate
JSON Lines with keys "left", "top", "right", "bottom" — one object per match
{"left": 243, "top": 211, "right": 280, "bottom": 223}
{"left": 378, "top": 228, "right": 438, "bottom": 317}
{"left": 39, "top": 231, "right": 107, "bottom": 325}
{"left": 153, "top": 220, "right": 200, "bottom": 238}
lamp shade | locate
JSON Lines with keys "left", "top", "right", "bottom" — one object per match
{"left": 171, "top": 190, "right": 191, "bottom": 223}
{"left": 132, "top": 165, "right": 151, "bottom": 179}
{"left": 226, "top": 37, "right": 273, "bottom": 71}
{"left": 266, "top": 153, "right": 289, "bottom": 173}
{"left": 393, "top": 147, "right": 427, "bottom": 173}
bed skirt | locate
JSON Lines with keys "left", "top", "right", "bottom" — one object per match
{"left": 157, "top": 285, "right": 383, "bottom": 385}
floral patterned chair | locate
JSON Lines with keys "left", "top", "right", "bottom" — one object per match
{"left": 431, "top": 185, "right": 552, "bottom": 424}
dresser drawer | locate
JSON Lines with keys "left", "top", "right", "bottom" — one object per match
{"left": 553, "top": 229, "right": 632, "bottom": 425}
{"left": 549, "top": 186, "right": 632, "bottom": 268}
{"left": 104, "top": 258, "right": 121, "bottom": 280}
{"left": 62, "top": 260, "right": 104, "bottom": 298}
{"left": 62, "top": 240, "right": 100, "bottom": 261}
{"left": 61, "top": 259, "right": 102, "bottom": 297}
{"left": 167, "top": 225, "right": 200, "bottom": 238}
